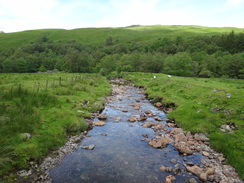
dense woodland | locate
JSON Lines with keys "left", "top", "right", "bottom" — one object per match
{"left": 0, "top": 31, "right": 244, "bottom": 78}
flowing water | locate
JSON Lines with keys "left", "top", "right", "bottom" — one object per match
{"left": 49, "top": 84, "right": 205, "bottom": 183}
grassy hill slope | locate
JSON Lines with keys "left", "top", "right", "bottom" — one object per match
{"left": 0, "top": 25, "right": 244, "bottom": 50}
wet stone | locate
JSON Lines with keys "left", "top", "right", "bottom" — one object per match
{"left": 82, "top": 144, "right": 95, "bottom": 150}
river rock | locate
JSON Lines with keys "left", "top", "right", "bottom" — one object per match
{"left": 128, "top": 116, "right": 137, "bottom": 122}
{"left": 138, "top": 114, "right": 147, "bottom": 121}
{"left": 186, "top": 165, "right": 203, "bottom": 177}
{"left": 122, "top": 109, "right": 128, "bottom": 112}
{"left": 154, "top": 117, "right": 162, "bottom": 121}
{"left": 98, "top": 113, "right": 108, "bottom": 120}
{"left": 185, "top": 178, "right": 198, "bottom": 183}
{"left": 143, "top": 122, "right": 154, "bottom": 128}
{"left": 165, "top": 175, "right": 176, "bottom": 183}
{"left": 167, "top": 123, "right": 176, "bottom": 127}
{"left": 174, "top": 141, "right": 193, "bottom": 155}
{"left": 170, "top": 128, "right": 184, "bottom": 135}
{"left": 202, "top": 151, "right": 210, "bottom": 157}
{"left": 156, "top": 123, "right": 166, "bottom": 131}
{"left": 129, "top": 103, "right": 140, "bottom": 110}
{"left": 154, "top": 102, "right": 163, "bottom": 107}
{"left": 194, "top": 133, "right": 209, "bottom": 142}
{"left": 174, "top": 132, "right": 187, "bottom": 142}
{"left": 114, "top": 117, "right": 121, "bottom": 122}
{"left": 160, "top": 135, "right": 174, "bottom": 146}
{"left": 82, "top": 144, "right": 95, "bottom": 150}
{"left": 148, "top": 137, "right": 162, "bottom": 148}
{"left": 17, "top": 170, "right": 32, "bottom": 177}
{"left": 145, "top": 110, "right": 152, "bottom": 114}
{"left": 93, "top": 121, "right": 106, "bottom": 126}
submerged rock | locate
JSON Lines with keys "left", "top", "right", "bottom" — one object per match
{"left": 93, "top": 121, "right": 106, "bottom": 126}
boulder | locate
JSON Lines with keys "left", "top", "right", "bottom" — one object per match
{"left": 98, "top": 113, "right": 108, "bottom": 120}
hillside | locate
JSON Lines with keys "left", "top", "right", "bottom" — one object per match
{"left": 0, "top": 25, "right": 243, "bottom": 50}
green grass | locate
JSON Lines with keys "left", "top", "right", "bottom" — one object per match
{"left": 0, "top": 73, "right": 111, "bottom": 179}
{"left": 0, "top": 25, "right": 243, "bottom": 50}
{"left": 123, "top": 72, "right": 244, "bottom": 179}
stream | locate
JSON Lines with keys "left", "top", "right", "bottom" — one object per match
{"left": 49, "top": 82, "right": 206, "bottom": 183}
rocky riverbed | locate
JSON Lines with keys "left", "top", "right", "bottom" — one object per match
{"left": 15, "top": 78, "right": 242, "bottom": 183}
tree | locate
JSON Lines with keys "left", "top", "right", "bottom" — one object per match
{"left": 39, "top": 64, "right": 47, "bottom": 72}
{"left": 163, "top": 52, "right": 193, "bottom": 76}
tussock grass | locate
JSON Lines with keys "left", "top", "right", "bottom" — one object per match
{"left": 123, "top": 72, "right": 244, "bottom": 179}
{"left": 0, "top": 73, "right": 111, "bottom": 178}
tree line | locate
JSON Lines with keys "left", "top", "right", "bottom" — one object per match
{"left": 0, "top": 31, "right": 243, "bottom": 78}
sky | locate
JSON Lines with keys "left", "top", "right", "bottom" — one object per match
{"left": 0, "top": 0, "right": 244, "bottom": 33}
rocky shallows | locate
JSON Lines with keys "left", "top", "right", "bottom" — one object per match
{"left": 15, "top": 79, "right": 242, "bottom": 183}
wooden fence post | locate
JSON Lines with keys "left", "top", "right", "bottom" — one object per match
{"left": 45, "top": 80, "right": 48, "bottom": 91}
{"left": 37, "top": 82, "right": 40, "bottom": 93}
{"left": 59, "top": 77, "right": 62, "bottom": 86}
{"left": 18, "top": 84, "right": 21, "bottom": 96}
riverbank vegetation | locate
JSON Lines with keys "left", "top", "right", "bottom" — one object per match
{"left": 123, "top": 72, "right": 244, "bottom": 179}
{"left": 0, "top": 73, "right": 111, "bottom": 179}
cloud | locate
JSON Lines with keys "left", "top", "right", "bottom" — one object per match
{"left": 0, "top": 0, "right": 243, "bottom": 32}
{"left": 225, "top": 0, "right": 244, "bottom": 6}
{"left": 95, "top": 0, "right": 197, "bottom": 27}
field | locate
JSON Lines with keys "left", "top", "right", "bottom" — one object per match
{"left": 123, "top": 72, "right": 244, "bottom": 179}
{"left": 0, "top": 25, "right": 243, "bottom": 50}
{"left": 0, "top": 73, "right": 111, "bottom": 179}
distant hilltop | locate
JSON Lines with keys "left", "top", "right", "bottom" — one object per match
{"left": 0, "top": 31, "right": 4, "bottom": 33}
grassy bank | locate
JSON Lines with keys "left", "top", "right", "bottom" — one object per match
{"left": 123, "top": 72, "right": 244, "bottom": 179}
{"left": 0, "top": 73, "right": 111, "bottom": 180}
